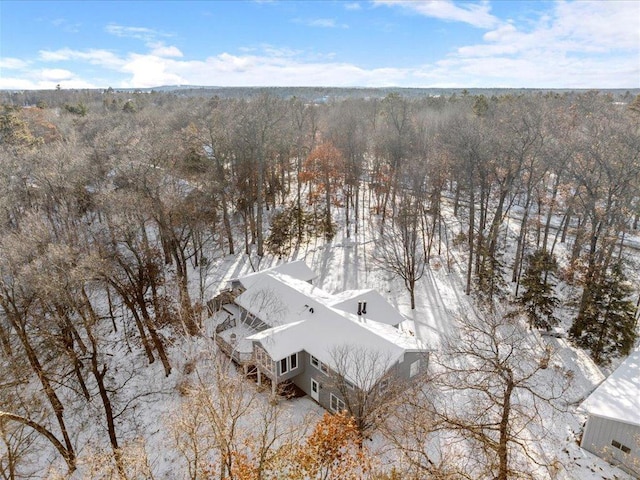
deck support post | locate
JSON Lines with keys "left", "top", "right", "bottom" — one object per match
{"left": 257, "top": 370, "right": 262, "bottom": 386}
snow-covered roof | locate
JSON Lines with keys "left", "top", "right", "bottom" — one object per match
{"left": 242, "top": 269, "right": 426, "bottom": 389}
{"left": 235, "top": 272, "right": 333, "bottom": 327}
{"left": 232, "top": 260, "right": 317, "bottom": 289}
{"left": 579, "top": 348, "right": 640, "bottom": 427}
{"left": 247, "top": 305, "right": 422, "bottom": 389}
{"left": 329, "top": 289, "right": 407, "bottom": 326}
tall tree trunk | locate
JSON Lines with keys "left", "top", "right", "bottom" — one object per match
{"left": 542, "top": 174, "right": 561, "bottom": 249}
{"left": 0, "top": 412, "right": 76, "bottom": 473}
{"left": 1, "top": 304, "right": 75, "bottom": 468}
{"left": 138, "top": 296, "right": 172, "bottom": 376}
{"left": 221, "top": 196, "right": 234, "bottom": 255}
{"left": 112, "top": 287, "right": 155, "bottom": 364}
{"left": 466, "top": 182, "right": 475, "bottom": 296}
{"left": 79, "top": 289, "right": 125, "bottom": 477}
{"left": 325, "top": 171, "right": 332, "bottom": 238}
{"left": 497, "top": 373, "right": 514, "bottom": 480}
{"left": 256, "top": 149, "right": 265, "bottom": 257}
{"left": 512, "top": 195, "right": 532, "bottom": 282}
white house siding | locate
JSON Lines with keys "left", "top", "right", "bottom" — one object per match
{"left": 581, "top": 415, "right": 640, "bottom": 477}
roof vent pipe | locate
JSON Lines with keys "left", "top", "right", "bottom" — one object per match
{"left": 357, "top": 301, "right": 362, "bottom": 316}
{"left": 362, "top": 302, "right": 367, "bottom": 315}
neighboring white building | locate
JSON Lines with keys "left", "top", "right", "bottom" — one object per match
{"left": 579, "top": 348, "right": 640, "bottom": 477}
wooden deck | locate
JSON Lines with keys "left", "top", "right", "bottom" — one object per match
{"left": 215, "top": 334, "right": 253, "bottom": 364}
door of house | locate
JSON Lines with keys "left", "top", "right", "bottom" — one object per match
{"left": 310, "top": 378, "right": 319, "bottom": 402}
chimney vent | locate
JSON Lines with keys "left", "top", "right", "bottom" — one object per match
{"left": 357, "top": 301, "right": 362, "bottom": 316}
{"left": 362, "top": 302, "right": 367, "bottom": 315}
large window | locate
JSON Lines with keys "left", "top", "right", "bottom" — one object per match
{"left": 330, "top": 393, "right": 346, "bottom": 413}
{"left": 279, "top": 353, "right": 299, "bottom": 375}
{"left": 310, "top": 355, "right": 329, "bottom": 374}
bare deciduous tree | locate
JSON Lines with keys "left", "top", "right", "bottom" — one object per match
{"left": 375, "top": 195, "right": 427, "bottom": 309}
{"left": 425, "top": 311, "right": 572, "bottom": 480}
{"left": 329, "top": 344, "right": 415, "bottom": 436}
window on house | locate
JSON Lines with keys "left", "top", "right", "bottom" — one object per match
{"left": 311, "top": 355, "right": 329, "bottom": 374}
{"left": 279, "top": 353, "right": 299, "bottom": 375}
{"left": 330, "top": 393, "right": 346, "bottom": 413}
{"left": 410, "top": 359, "right": 421, "bottom": 378}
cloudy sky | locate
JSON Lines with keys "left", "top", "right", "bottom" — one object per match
{"left": 1, "top": 0, "right": 638, "bottom": 90}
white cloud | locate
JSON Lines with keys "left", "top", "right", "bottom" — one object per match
{"left": 105, "top": 24, "right": 159, "bottom": 40}
{"left": 40, "top": 68, "right": 75, "bottom": 81}
{"left": 39, "top": 48, "right": 125, "bottom": 69}
{"left": 148, "top": 43, "right": 184, "bottom": 58}
{"left": 111, "top": 51, "right": 411, "bottom": 88}
{"left": 295, "top": 18, "right": 349, "bottom": 28}
{"left": 51, "top": 18, "right": 81, "bottom": 33}
{"left": 551, "top": 1, "right": 639, "bottom": 51}
{"left": 0, "top": 74, "right": 96, "bottom": 90}
{"left": 0, "top": 77, "right": 40, "bottom": 90}
{"left": 374, "top": 0, "right": 499, "bottom": 29}
{"left": 345, "top": 2, "right": 362, "bottom": 11}
{"left": 0, "top": 57, "right": 29, "bottom": 69}
{"left": 120, "top": 54, "right": 186, "bottom": 87}
{"left": 7, "top": 2, "right": 639, "bottom": 90}
{"left": 261, "top": 45, "right": 302, "bottom": 58}
{"left": 436, "top": 0, "right": 640, "bottom": 87}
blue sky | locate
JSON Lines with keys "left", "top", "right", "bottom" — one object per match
{"left": 1, "top": 0, "right": 638, "bottom": 90}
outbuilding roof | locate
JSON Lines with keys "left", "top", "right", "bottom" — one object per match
{"left": 580, "top": 348, "right": 640, "bottom": 427}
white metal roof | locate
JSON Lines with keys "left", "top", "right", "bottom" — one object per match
{"left": 246, "top": 308, "right": 418, "bottom": 390}
{"left": 580, "top": 348, "right": 640, "bottom": 427}
{"left": 233, "top": 260, "right": 317, "bottom": 289}
{"left": 242, "top": 268, "right": 426, "bottom": 389}
{"left": 329, "top": 289, "right": 407, "bottom": 326}
{"left": 235, "top": 272, "right": 333, "bottom": 327}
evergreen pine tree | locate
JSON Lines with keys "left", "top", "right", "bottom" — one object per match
{"left": 519, "top": 249, "right": 559, "bottom": 330}
{"left": 569, "top": 263, "right": 637, "bottom": 365}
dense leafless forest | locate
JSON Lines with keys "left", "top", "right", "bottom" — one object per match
{"left": 1, "top": 88, "right": 639, "bottom": 479}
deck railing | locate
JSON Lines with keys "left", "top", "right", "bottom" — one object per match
{"left": 215, "top": 314, "right": 236, "bottom": 334}
{"left": 215, "top": 335, "right": 253, "bottom": 364}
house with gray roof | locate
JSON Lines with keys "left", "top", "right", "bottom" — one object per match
{"left": 214, "top": 261, "right": 428, "bottom": 414}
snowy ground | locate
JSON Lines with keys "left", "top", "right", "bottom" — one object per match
{"left": 19, "top": 199, "right": 635, "bottom": 479}
{"left": 194, "top": 205, "right": 637, "bottom": 480}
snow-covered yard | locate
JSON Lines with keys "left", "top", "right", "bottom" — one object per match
{"left": 192, "top": 206, "right": 636, "bottom": 480}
